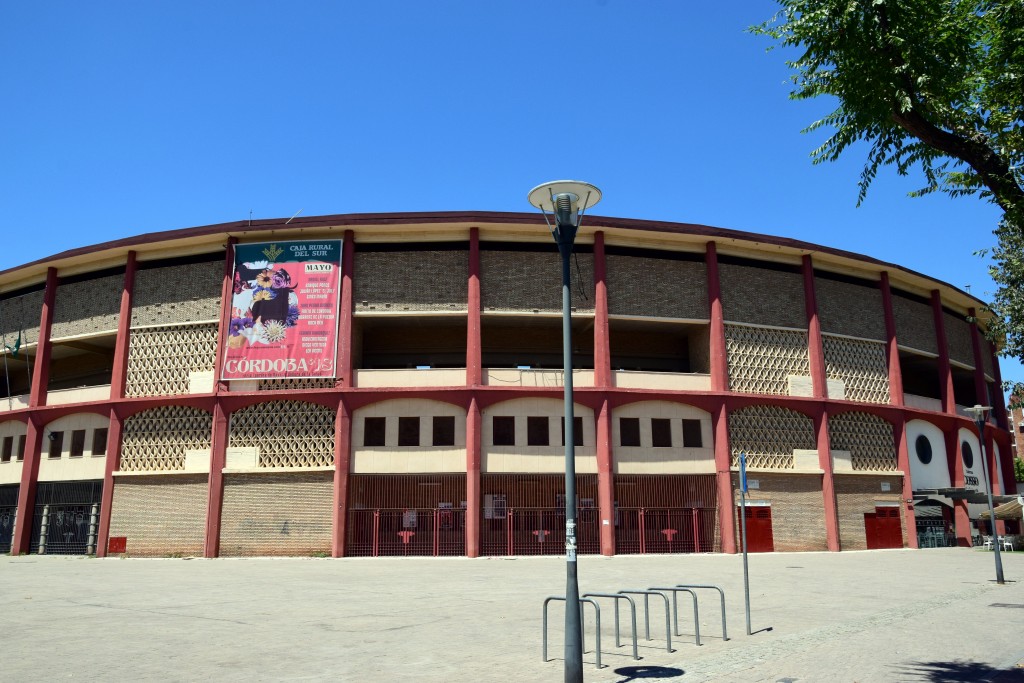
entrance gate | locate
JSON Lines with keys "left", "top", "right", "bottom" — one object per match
{"left": 737, "top": 505, "right": 774, "bottom": 552}
{"left": 30, "top": 481, "right": 103, "bottom": 555}
{"left": 865, "top": 506, "right": 903, "bottom": 549}
{"left": 0, "top": 484, "right": 17, "bottom": 553}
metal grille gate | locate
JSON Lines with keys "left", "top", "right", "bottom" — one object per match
{"left": 0, "top": 485, "right": 18, "bottom": 553}
{"left": 30, "top": 480, "right": 103, "bottom": 555}
{"left": 614, "top": 474, "right": 720, "bottom": 554}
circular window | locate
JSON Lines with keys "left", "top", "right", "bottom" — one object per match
{"left": 915, "top": 435, "right": 932, "bottom": 465}
{"left": 961, "top": 441, "right": 974, "bottom": 469}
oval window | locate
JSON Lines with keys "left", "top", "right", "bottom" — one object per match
{"left": 915, "top": 435, "right": 932, "bottom": 465}
{"left": 961, "top": 441, "right": 974, "bottom": 469}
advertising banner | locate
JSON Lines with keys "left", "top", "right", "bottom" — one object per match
{"left": 221, "top": 240, "right": 342, "bottom": 380}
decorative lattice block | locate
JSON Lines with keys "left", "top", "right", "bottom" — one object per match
{"left": 121, "top": 405, "right": 213, "bottom": 472}
{"left": 125, "top": 323, "right": 218, "bottom": 397}
{"left": 725, "top": 324, "right": 810, "bottom": 395}
{"left": 829, "top": 412, "right": 897, "bottom": 471}
{"left": 822, "top": 335, "right": 890, "bottom": 404}
{"left": 228, "top": 400, "right": 335, "bottom": 468}
{"left": 729, "top": 404, "right": 815, "bottom": 469}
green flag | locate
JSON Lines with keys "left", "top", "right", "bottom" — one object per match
{"left": 5, "top": 331, "right": 20, "bottom": 358}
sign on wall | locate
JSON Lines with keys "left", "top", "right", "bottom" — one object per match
{"left": 221, "top": 240, "right": 342, "bottom": 380}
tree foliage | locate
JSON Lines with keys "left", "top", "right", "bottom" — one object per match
{"left": 1015, "top": 456, "right": 1024, "bottom": 482}
{"left": 754, "top": 0, "right": 1024, "bottom": 382}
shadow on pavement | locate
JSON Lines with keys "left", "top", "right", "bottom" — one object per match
{"left": 896, "top": 660, "right": 1024, "bottom": 682}
{"left": 613, "top": 665, "right": 684, "bottom": 682}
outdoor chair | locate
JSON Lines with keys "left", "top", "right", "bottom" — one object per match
{"left": 1000, "top": 537, "right": 1014, "bottom": 551}
{"left": 983, "top": 536, "right": 994, "bottom": 550}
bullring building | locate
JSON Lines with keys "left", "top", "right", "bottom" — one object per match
{"left": 0, "top": 212, "right": 1014, "bottom": 558}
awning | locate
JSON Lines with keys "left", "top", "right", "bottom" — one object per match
{"left": 980, "top": 497, "right": 1024, "bottom": 520}
{"left": 914, "top": 488, "right": 1019, "bottom": 506}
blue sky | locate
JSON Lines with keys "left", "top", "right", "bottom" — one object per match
{"left": 1, "top": 1, "right": 1017, "bottom": 386}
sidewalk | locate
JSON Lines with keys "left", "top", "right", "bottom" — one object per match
{"left": 2, "top": 548, "right": 1023, "bottom": 682}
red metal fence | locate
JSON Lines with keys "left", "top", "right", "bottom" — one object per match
{"left": 480, "top": 507, "right": 601, "bottom": 557}
{"left": 615, "top": 507, "right": 720, "bottom": 554}
{"left": 347, "top": 507, "right": 466, "bottom": 557}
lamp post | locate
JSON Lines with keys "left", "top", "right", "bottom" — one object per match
{"left": 529, "top": 180, "right": 601, "bottom": 683}
{"left": 965, "top": 404, "right": 1004, "bottom": 584}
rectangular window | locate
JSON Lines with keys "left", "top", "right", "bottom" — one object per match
{"left": 398, "top": 417, "right": 420, "bottom": 447}
{"left": 70, "top": 430, "right": 86, "bottom": 458}
{"left": 651, "top": 419, "right": 672, "bottom": 447}
{"left": 560, "top": 417, "right": 584, "bottom": 447}
{"left": 17, "top": 435, "right": 25, "bottom": 461}
{"left": 620, "top": 418, "right": 641, "bottom": 447}
{"left": 527, "top": 417, "right": 549, "bottom": 446}
{"left": 682, "top": 419, "right": 703, "bottom": 447}
{"left": 363, "top": 417, "right": 386, "bottom": 447}
{"left": 432, "top": 416, "right": 455, "bottom": 447}
{"left": 92, "top": 428, "right": 108, "bottom": 456}
{"left": 48, "top": 432, "right": 64, "bottom": 459}
{"left": 1, "top": 436, "right": 12, "bottom": 463}
{"left": 492, "top": 416, "right": 515, "bottom": 446}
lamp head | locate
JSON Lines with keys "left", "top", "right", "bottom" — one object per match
{"left": 528, "top": 180, "right": 602, "bottom": 228}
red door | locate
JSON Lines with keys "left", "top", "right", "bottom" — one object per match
{"left": 864, "top": 506, "right": 903, "bottom": 549}
{"left": 737, "top": 505, "right": 774, "bottom": 552}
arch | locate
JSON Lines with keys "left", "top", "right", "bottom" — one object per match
{"left": 0, "top": 420, "right": 27, "bottom": 485}
{"left": 828, "top": 411, "right": 897, "bottom": 471}
{"left": 728, "top": 404, "right": 815, "bottom": 469}
{"left": 481, "top": 396, "right": 596, "bottom": 474}
{"left": 228, "top": 399, "right": 334, "bottom": 468}
{"left": 611, "top": 400, "right": 714, "bottom": 475}
{"left": 957, "top": 426, "right": 988, "bottom": 493}
{"left": 121, "top": 405, "right": 213, "bottom": 472}
{"left": 353, "top": 398, "right": 467, "bottom": 452}
{"left": 906, "top": 419, "right": 950, "bottom": 490}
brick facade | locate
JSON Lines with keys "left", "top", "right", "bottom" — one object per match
{"left": 734, "top": 473, "right": 828, "bottom": 551}
{"left": 833, "top": 474, "right": 905, "bottom": 550}
{"left": 480, "top": 248, "right": 594, "bottom": 313}
{"left": 815, "top": 276, "right": 886, "bottom": 341}
{"left": 354, "top": 249, "right": 468, "bottom": 312}
{"left": 219, "top": 472, "right": 333, "bottom": 556}
{"left": 719, "top": 263, "right": 805, "bottom": 329}
{"left": 108, "top": 474, "right": 208, "bottom": 557}
{"left": 0, "top": 288, "right": 44, "bottom": 345}
{"left": 131, "top": 260, "right": 223, "bottom": 326}
{"left": 891, "top": 292, "right": 938, "bottom": 355}
{"left": 605, "top": 255, "right": 708, "bottom": 319}
{"left": 51, "top": 273, "right": 124, "bottom": 339}
{"left": 942, "top": 311, "right": 975, "bottom": 368}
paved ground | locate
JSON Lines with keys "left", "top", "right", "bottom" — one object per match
{"left": 2, "top": 548, "right": 1024, "bottom": 682}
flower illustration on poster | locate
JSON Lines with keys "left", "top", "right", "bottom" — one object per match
{"left": 229, "top": 248, "right": 301, "bottom": 348}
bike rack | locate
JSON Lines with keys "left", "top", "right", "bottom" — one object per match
{"left": 649, "top": 587, "right": 701, "bottom": 646}
{"left": 581, "top": 592, "right": 640, "bottom": 661}
{"left": 676, "top": 583, "right": 729, "bottom": 641}
{"left": 617, "top": 590, "right": 674, "bottom": 653}
{"left": 542, "top": 596, "right": 602, "bottom": 669}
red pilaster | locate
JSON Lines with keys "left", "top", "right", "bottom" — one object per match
{"left": 706, "top": 243, "right": 728, "bottom": 392}
{"left": 338, "top": 230, "right": 356, "bottom": 388}
{"left": 465, "top": 397, "right": 481, "bottom": 557}
{"left": 212, "top": 238, "right": 237, "bottom": 390}
{"left": 968, "top": 308, "right": 989, "bottom": 410}
{"left": 802, "top": 256, "right": 828, "bottom": 399}
{"left": 990, "top": 339, "right": 1009, "bottom": 428}
{"left": 712, "top": 401, "right": 736, "bottom": 553}
{"left": 595, "top": 398, "right": 615, "bottom": 555}
{"left": 880, "top": 272, "right": 904, "bottom": 406}
{"left": 815, "top": 407, "right": 840, "bottom": 551}
{"left": 203, "top": 402, "right": 229, "bottom": 558}
{"left": 946, "top": 427, "right": 971, "bottom": 546}
{"left": 893, "top": 415, "right": 918, "bottom": 548}
{"left": 593, "top": 232, "right": 612, "bottom": 388}
{"left": 95, "top": 408, "right": 124, "bottom": 557}
{"left": 28, "top": 267, "right": 58, "bottom": 408}
{"left": 332, "top": 400, "right": 352, "bottom": 557}
{"left": 931, "top": 290, "right": 956, "bottom": 414}
{"left": 467, "top": 228, "right": 482, "bottom": 387}
{"left": 109, "top": 252, "right": 137, "bottom": 400}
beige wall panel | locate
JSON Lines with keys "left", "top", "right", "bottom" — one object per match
{"left": 108, "top": 474, "right": 208, "bottom": 557}
{"left": 0, "top": 420, "right": 26, "bottom": 485}
{"left": 833, "top": 474, "right": 905, "bottom": 551}
{"left": 132, "top": 260, "right": 224, "bottom": 326}
{"left": 481, "top": 398, "right": 595, "bottom": 473}
{"left": 606, "top": 255, "right": 708, "bottom": 319}
{"left": 37, "top": 413, "right": 110, "bottom": 482}
{"left": 612, "top": 400, "right": 714, "bottom": 474}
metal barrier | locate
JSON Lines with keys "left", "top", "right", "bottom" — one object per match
{"left": 617, "top": 590, "right": 674, "bottom": 652}
{"left": 542, "top": 596, "right": 602, "bottom": 669}
{"left": 676, "top": 583, "right": 729, "bottom": 641}
{"left": 582, "top": 592, "right": 641, "bottom": 661}
{"left": 649, "top": 587, "right": 701, "bottom": 646}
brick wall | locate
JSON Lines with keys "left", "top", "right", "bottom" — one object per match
{"left": 892, "top": 292, "right": 937, "bottom": 355}
{"left": 108, "top": 474, "right": 208, "bottom": 557}
{"left": 51, "top": 273, "right": 124, "bottom": 339}
{"left": 219, "top": 472, "right": 333, "bottom": 556}
{"left": 733, "top": 473, "right": 828, "bottom": 551}
{"left": 720, "top": 263, "right": 805, "bottom": 329}
{"left": 0, "top": 289, "right": 44, "bottom": 344}
{"left": 815, "top": 276, "right": 885, "bottom": 341}
{"left": 132, "top": 260, "right": 223, "bottom": 326}
{"left": 355, "top": 249, "right": 468, "bottom": 312}
{"left": 480, "top": 249, "right": 594, "bottom": 313}
{"left": 833, "top": 474, "right": 905, "bottom": 550}
{"left": 943, "top": 311, "right": 975, "bottom": 368}
{"left": 606, "top": 255, "right": 708, "bottom": 319}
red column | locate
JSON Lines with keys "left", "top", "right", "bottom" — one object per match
{"left": 467, "top": 228, "right": 482, "bottom": 387}
{"left": 12, "top": 267, "right": 57, "bottom": 553}
{"left": 593, "top": 232, "right": 611, "bottom": 388}
{"left": 203, "top": 402, "right": 229, "bottom": 558}
{"left": 212, "top": 238, "right": 237, "bottom": 389}
{"left": 465, "top": 397, "right": 481, "bottom": 557}
{"left": 815, "top": 407, "right": 841, "bottom": 551}
{"left": 880, "top": 273, "right": 904, "bottom": 406}
{"left": 931, "top": 291, "right": 956, "bottom": 414}
{"left": 109, "top": 252, "right": 137, "bottom": 400}
{"left": 968, "top": 308, "right": 989, "bottom": 411}
{"left": 894, "top": 415, "right": 918, "bottom": 548}
{"left": 95, "top": 408, "right": 124, "bottom": 557}
{"left": 332, "top": 400, "right": 352, "bottom": 557}
{"left": 946, "top": 427, "right": 971, "bottom": 546}
{"left": 712, "top": 401, "right": 736, "bottom": 553}
{"left": 802, "top": 256, "right": 828, "bottom": 399}
{"left": 706, "top": 243, "right": 728, "bottom": 392}
{"left": 338, "top": 231, "right": 355, "bottom": 388}
{"left": 989, "top": 342, "right": 1008, "bottom": 429}
{"left": 595, "top": 398, "right": 615, "bottom": 555}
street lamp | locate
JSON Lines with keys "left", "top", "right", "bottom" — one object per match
{"left": 964, "top": 404, "right": 1004, "bottom": 584}
{"left": 528, "top": 180, "right": 602, "bottom": 683}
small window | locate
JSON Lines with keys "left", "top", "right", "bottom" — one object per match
{"left": 915, "top": 435, "right": 932, "bottom": 465}
{"left": 48, "top": 431, "right": 64, "bottom": 459}
{"left": 17, "top": 435, "right": 25, "bottom": 461}
{"left": 651, "top": 419, "right": 672, "bottom": 448}
{"left": 92, "top": 428, "right": 108, "bottom": 456}
{"left": 1, "top": 436, "right": 12, "bottom": 463}
{"left": 961, "top": 441, "right": 974, "bottom": 469}
{"left": 620, "top": 418, "right": 641, "bottom": 447}
{"left": 70, "top": 430, "right": 86, "bottom": 458}
{"left": 682, "top": 419, "right": 703, "bottom": 448}
{"left": 492, "top": 416, "right": 515, "bottom": 446}
{"left": 364, "top": 417, "right": 386, "bottom": 447}
{"left": 560, "top": 417, "right": 584, "bottom": 447}
{"left": 527, "top": 417, "right": 549, "bottom": 446}
{"left": 432, "top": 416, "right": 455, "bottom": 447}
{"left": 398, "top": 417, "right": 420, "bottom": 447}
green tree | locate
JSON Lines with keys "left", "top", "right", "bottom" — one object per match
{"left": 754, "top": 0, "right": 1024, "bottom": 387}
{"left": 1015, "top": 456, "right": 1024, "bottom": 482}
